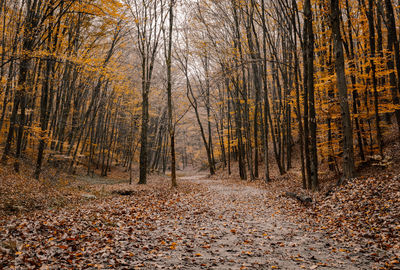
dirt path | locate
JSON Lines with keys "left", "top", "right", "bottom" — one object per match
{"left": 170, "top": 175, "right": 376, "bottom": 270}
{"left": 0, "top": 174, "right": 381, "bottom": 269}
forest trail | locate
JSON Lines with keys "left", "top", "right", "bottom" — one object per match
{"left": 175, "top": 174, "right": 376, "bottom": 269}
{"left": 0, "top": 173, "right": 381, "bottom": 269}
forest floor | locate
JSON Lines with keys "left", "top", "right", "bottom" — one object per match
{"left": 0, "top": 162, "right": 399, "bottom": 269}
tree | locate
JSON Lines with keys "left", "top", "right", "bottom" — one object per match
{"left": 331, "top": 0, "right": 355, "bottom": 180}
{"left": 166, "top": 0, "right": 177, "bottom": 187}
{"left": 127, "top": 0, "right": 167, "bottom": 184}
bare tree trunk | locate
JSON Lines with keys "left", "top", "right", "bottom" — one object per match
{"left": 331, "top": 0, "right": 355, "bottom": 180}
{"left": 344, "top": 0, "right": 366, "bottom": 161}
{"left": 304, "top": 0, "right": 318, "bottom": 190}
{"left": 260, "top": 0, "right": 270, "bottom": 182}
{"left": 365, "top": 0, "right": 384, "bottom": 158}
{"left": 166, "top": 0, "right": 177, "bottom": 188}
{"left": 384, "top": 0, "right": 400, "bottom": 135}
{"left": 35, "top": 2, "right": 60, "bottom": 179}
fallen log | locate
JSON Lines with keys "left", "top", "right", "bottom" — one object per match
{"left": 112, "top": 190, "right": 136, "bottom": 196}
{"left": 285, "top": 192, "right": 312, "bottom": 204}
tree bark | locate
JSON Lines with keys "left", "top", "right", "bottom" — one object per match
{"left": 331, "top": 0, "right": 355, "bottom": 180}
{"left": 166, "top": 0, "right": 177, "bottom": 188}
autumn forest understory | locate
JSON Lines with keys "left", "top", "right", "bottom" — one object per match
{"left": 1, "top": 0, "right": 400, "bottom": 268}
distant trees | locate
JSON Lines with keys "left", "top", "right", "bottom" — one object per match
{"left": 0, "top": 0, "right": 189, "bottom": 182}
{"left": 0, "top": 0, "right": 141, "bottom": 179}
{"left": 1, "top": 0, "right": 400, "bottom": 190}
{"left": 127, "top": 0, "right": 167, "bottom": 185}
{"left": 178, "top": 0, "right": 400, "bottom": 189}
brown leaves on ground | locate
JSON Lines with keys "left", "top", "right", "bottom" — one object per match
{"left": 0, "top": 162, "right": 398, "bottom": 269}
{"left": 0, "top": 164, "right": 81, "bottom": 216}
{"left": 313, "top": 176, "right": 399, "bottom": 249}
{"left": 256, "top": 171, "right": 400, "bottom": 269}
{"left": 304, "top": 175, "right": 400, "bottom": 268}
{"left": 219, "top": 162, "right": 399, "bottom": 269}
{"left": 0, "top": 175, "right": 202, "bottom": 269}
{"left": 0, "top": 171, "right": 376, "bottom": 269}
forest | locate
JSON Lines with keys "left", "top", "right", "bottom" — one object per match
{"left": 0, "top": 0, "right": 399, "bottom": 269}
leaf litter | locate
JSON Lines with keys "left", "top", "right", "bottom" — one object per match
{"left": 1, "top": 171, "right": 397, "bottom": 269}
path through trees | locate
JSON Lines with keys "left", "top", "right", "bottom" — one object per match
{"left": 0, "top": 173, "right": 389, "bottom": 269}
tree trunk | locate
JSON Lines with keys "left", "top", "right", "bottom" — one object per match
{"left": 366, "top": 0, "right": 384, "bottom": 158}
{"left": 304, "top": 0, "right": 318, "bottom": 191}
{"left": 384, "top": 0, "right": 400, "bottom": 134}
{"left": 331, "top": 0, "right": 355, "bottom": 180}
{"left": 166, "top": 0, "right": 177, "bottom": 188}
